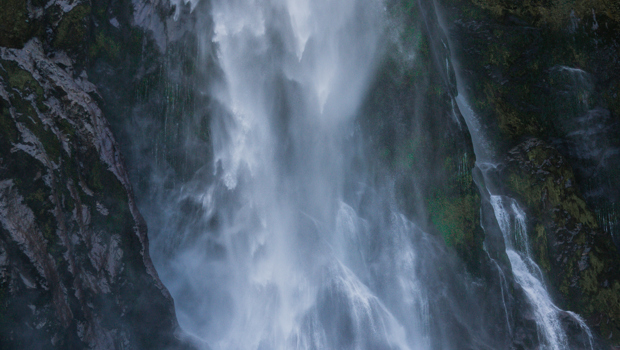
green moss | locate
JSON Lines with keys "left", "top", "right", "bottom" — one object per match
{"left": 559, "top": 258, "right": 574, "bottom": 296}
{"left": 508, "top": 172, "right": 540, "bottom": 207}
{"left": 497, "top": 103, "right": 538, "bottom": 138}
{"left": 53, "top": 5, "right": 91, "bottom": 50}
{"left": 478, "top": 79, "right": 541, "bottom": 142}
{"left": 1, "top": 58, "right": 48, "bottom": 111}
{"left": 506, "top": 139, "right": 620, "bottom": 343}
{"left": 0, "top": 0, "right": 36, "bottom": 48}
{"left": 3, "top": 141, "right": 64, "bottom": 265}
{"left": 576, "top": 255, "right": 620, "bottom": 342}
{"left": 508, "top": 146, "right": 599, "bottom": 230}
{"left": 0, "top": 103, "right": 18, "bottom": 144}
{"left": 24, "top": 186, "right": 58, "bottom": 246}
{"left": 581, "top": 253, "right": 603, "bottom": 295}
{"left": 82, "top": 148, "right": 129, "bottom": 217}
{"left": 509, "top": 144, "right": 598, "bottom": 227}
{"left": 30, "top": 124, "right": 62, "bottom": 163}
{"left": 484, "top": 41, "right": 513, "bottom": 68}
{"left": 57, "top": 118, "right": 76, "bottom": 139}
{"left": 444, "top": 0, "right": 617, "bottom": 152}
{"left": 87, "top": 159, "right": 104, "bottom": 191}
{"left": 428, "top": 193, "right": 481, "bottom": 249}
{"left": 89, "top": 31, "right": 121, "bottom": 60}
{"left": 470, "top": 0, "right": 620, "bottom": 28}
{"left": 1, "top": 68, "right": 60, "bottom": 164}
{"left": 7, "top": 69, "right": 42, "bottom": 98}
{"left": 592, "top": 281, "right": 620, "bottom": 341}
{"left": 563, "top": 193, "right": 598, "bottom": 227}
{"left": 8, "top": 91, "right": 62, "bottom": 163}
{"left": 1, "top": 60, "right": 45, "bottom": 105}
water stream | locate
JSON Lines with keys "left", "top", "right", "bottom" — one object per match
{"left": 430, "top": 1, "right": 596, "bottom": 347}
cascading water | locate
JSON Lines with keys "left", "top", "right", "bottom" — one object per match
{"left": 132, "top": 0, "right": 607, "bottom": 349}
{"left": 488, "top": 195, "right": 593, "bottom": 350}
{"left": 158, "top": 0, "right": 423, "bottom": 348}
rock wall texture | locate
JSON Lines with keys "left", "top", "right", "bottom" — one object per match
{"left": 0, "top": 0, "right": 191, "bottom": 348}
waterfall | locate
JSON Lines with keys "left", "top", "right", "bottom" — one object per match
{"left": 130, "top": 0, "right": 605, "bottom": 349}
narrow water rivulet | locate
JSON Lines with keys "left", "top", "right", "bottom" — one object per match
{"left": 141, "top": 0, "right": 607, "bottom": 349}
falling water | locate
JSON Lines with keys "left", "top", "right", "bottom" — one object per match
{"left": 203, "top": 0, "right": 411, "bottom": 348}
{"left": 132, "top": 0, "right": 605, "bottom": 349}
{"left": 490, "top": 196, "right": 568, "bottom": 350}
{"left": 486, "top": 195, "right": 595, "bottom": 350}
{"left": 156, "top": 0, "right": 426, "bottom": 348}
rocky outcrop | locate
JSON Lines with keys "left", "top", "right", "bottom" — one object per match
{"left": 441, "top": 0, "right": 620, "bottom": 232}
{"left": 0, "top": 37, "right": 188, "bottom": 349}
{"left": 0, "top": 0, "right": 192, "bottom": 348}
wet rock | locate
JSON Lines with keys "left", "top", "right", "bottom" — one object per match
{"left": 503, "top": 137, "right": 620, "bottom": 344}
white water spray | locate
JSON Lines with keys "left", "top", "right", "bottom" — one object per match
{"left": 164, "top": 0, "right": 420, "bottom": 348}
{"left": 138, "top": 0, "right": 603, "bottom": 349}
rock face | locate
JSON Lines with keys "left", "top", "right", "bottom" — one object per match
{"left": 0, "top": 0, "right": 190, "bottom": 349}
{"left": 0, "top": 38, "right": 186, "bottom": 350}
{"left": 438, "top": 0, "right": 620, "bottom": 345}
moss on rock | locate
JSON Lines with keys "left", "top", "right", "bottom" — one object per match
{"left": 53, "top": 5, "right": 91, "bottom": 51}
{"left": 429, "top": 192, "right": 483, "bottom": 251}
{"left": 469, "top": 0, "right": 620, "bottom": 28}
{"left": 89, "top": 31, "right": 121, "bottom": 60}
{"left": 0, "top": 0, "right": 37, "bottom": 48}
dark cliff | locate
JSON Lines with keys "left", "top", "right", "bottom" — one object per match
{"left": 0, "top": 0, "right": 192, "bottom": 348}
